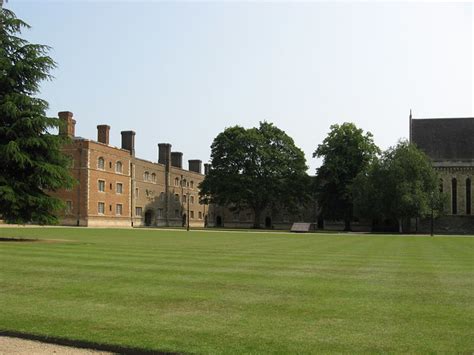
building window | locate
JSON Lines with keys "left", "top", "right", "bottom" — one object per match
{"left": 65, "top": 201, "right": 73, "bottom": 214}
{"left": 190, "top": 195, "right": 194, "bottom": 204}
{"left": 144, "top": 171, "right": 149, "bottom": 181}
{"left": 466, "top": 178, "right": 471, "bottom": 215}
{"left": 246, "top": 213, "right": 252, "bottom": 222}
{"left": 115, "top": 161, "right": 123, "bottom": 173}
{"left": 98, "top": 157, "right": 105, "bottom": 170}
{"left": 116, "top": 183, "right": 123, "bottom": 194}
{"left": 98, "top": 180, "right": 105, "bottom": 192}
{"left": 439, "top": 179, "right": 443, "bottom": 193}
{"left": 175, "top": 194, "right": 179, "bottom": 201}
{"left": 190, "top": 211, "right": 194, "bottom": 219}
{"left": 175, "top": 209, "right": 180, "bottom": 218}
{"left": 182, "top": 195, "right": 187, "bottom": 203}
{"left": 151, "top": 173, "right": 156, "bottom": 182}
{"left": 233, "top": 212, "right": 239, "bottom": 221}
{"left": 160, "top": 192, "right": 164, "bottom": 201}
{"left": 116, "top": 204, "right": 123, "bottom": 215}
{"left": 198, "top": 211, "right": 202, "bottom": 219}
{"left": 135, "top": 207, "right": 142, "bottom": 216}
{"left": 175, "top": 177, "right": 179, "bottom": 186}
{"left": 158, "top": 208, "right": 163, "bottom": 218}
{"left": 98, "top": 202, "right": 105, "bottom": 215}
{"left": 190, "top": 181, "right": 194, "bottom": 189}
{"left": 135, "top": 188, "right": 139, "bottom": 198}
{"left": 452, "top": 178, "right": 457, "bottom": 215}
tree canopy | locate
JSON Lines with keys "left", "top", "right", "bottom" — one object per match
{"left": 0, "top": 9, "right": 74, "bottom": 224}
{"left": 313, "top": 122, "right": 379, "bottom": 230}
{"left": 199, "top": 122, "right": 310, "bottom": 228}
{"left": 353, "top": 140, "right": 445, "bottom": 232}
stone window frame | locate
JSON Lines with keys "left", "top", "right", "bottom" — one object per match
{"left": 116, "top": 182, "right": 123, "bottom": 194}
{"left": 452, "top": 177, "right": 457, "bottom": 215}
{"left": 151, "top": 173, "right": 156, "bottom": 183}
{"left": 97, "top": 157, "right": 105, "bottom": 170}
{"left": 115, "top": 161, "right": 123, "bottom": 174}
{"left": 98, "top": 202, "right": 105, "bottom": 215}
{"left": 116, "top": 204, "right": 123, "bottom": 216}
{"left": 135, "top": 207, "right": 142, "bottom": 217}
{"left": 65, "top": 200, "right": 73, "bottom": 215}
{"left": 466, "top": 177, "right": 471, "bottom": 215}
{"left": 98, "top": 179, "right": 105, "bottom": 192}
{"left": 190, "top": 211, "right": 194, "bottom": 219}
{"left": 144, "top": 171, "right": 150, "bottom": 181}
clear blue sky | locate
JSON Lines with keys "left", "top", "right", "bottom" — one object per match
{"left": 7, "top": 1, "right": 473, "bottom": 173}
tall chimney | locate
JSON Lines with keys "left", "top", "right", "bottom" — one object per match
{"left": 188, "top": 160, "right": 202, "bottom": 174}
{"left": 58, "top": 111, "right": 76, "bottom": 138}
{"left": 171, "top": 152, "right": 183, "bottom": 169}
{"left": 121, "top": 130, "right": 136, "bottom": 156}
{"left": 97, "top": 125, "right": 110, "bottom": 145}
{"left": 158, "top": 143, "right": 172, "bottom": 166}
{"left": 204, "top": 163, "right": 211, "bottom": 175}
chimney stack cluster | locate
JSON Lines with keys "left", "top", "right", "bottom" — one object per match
{"left": 59, "top": 111, "right": 208, "bottom": 173}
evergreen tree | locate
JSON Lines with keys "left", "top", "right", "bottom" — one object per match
{"left": 0, "top": 9, "right": 74, "bottom": 224}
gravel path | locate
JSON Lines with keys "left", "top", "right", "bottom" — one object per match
{"left": 0, "top": 336, "right": 113, "bottom": 354}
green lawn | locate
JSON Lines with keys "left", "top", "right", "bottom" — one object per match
{"left": 0, "top": 228, "right": 473, "bottom": 353}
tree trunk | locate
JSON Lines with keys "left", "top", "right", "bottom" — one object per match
{"left": 253, "top": 209, "right": 261, "bottom": 229}
{"left": 344, "top": 218, "right": 351, "bottom": 232}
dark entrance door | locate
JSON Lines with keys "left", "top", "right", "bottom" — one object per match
{"left": 265, "top": 217, "right": 272, "bottom": 228}
{"left": 216, "top": 216, "right": 222, "bottom": 227}
{"left": 144, "top": 210, "right": 153, "bottom": 226}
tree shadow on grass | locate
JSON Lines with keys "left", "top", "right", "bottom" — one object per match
{"left": 0, "top": 330, "right": 183, "bottom": 355}
{"left": 0, "top": 237, "right": 39, "bottom": 242}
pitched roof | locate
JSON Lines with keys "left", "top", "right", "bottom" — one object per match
{"left": 411, "top": 117, "right": 474, "bottom": 161}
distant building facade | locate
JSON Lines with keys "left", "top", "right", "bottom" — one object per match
{"left": 52, "top": 111, "right": 207, "bottom": 227}
{"left": 410, "top": 113, "right": 474, "bottom": 233}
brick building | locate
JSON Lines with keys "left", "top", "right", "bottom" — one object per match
{"left": 52, "top": 111, "right": 206, "bottom": 228}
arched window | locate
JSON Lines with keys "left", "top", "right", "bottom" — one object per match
{"left": 175, "top": 177, "right": 179, "bottom": 186}
{"left": 190, "top": 181, "right": 194, "bottom": 189}
{"left": 144, "top": 171, "right": 149, "bottom": 181}
{"left": 151, "top": 173, "right": 156, "bottom": 182}
{"left": 466, "top": 178, "right": 471, "bottom": 215}
{"left": 98, "top": 157, "right": 105, "bottom": 170}
{"left": 115, "top": 161, "right": 122, "bottom": 173}
{"left": 182, "top": 179, "right": 187, "bottom": 187}
{"left": 452, "top": 178, "right": 457, "bottom": 215}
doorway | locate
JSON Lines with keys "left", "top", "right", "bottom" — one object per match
{"left": 144, "top": 210, "right": 153, "bottom": 226}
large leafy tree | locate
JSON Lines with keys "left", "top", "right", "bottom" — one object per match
{"left": 0, "top": 9, "right": 74, "bottom": 224}
{"left": 353, "top": 140, "right": 445, "bottom": 233}
{"left": 314, "top": 122, "right": 379, "bottom": 231}
{"left": 199, "top": 122, "right": 310, "bottom": 228}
